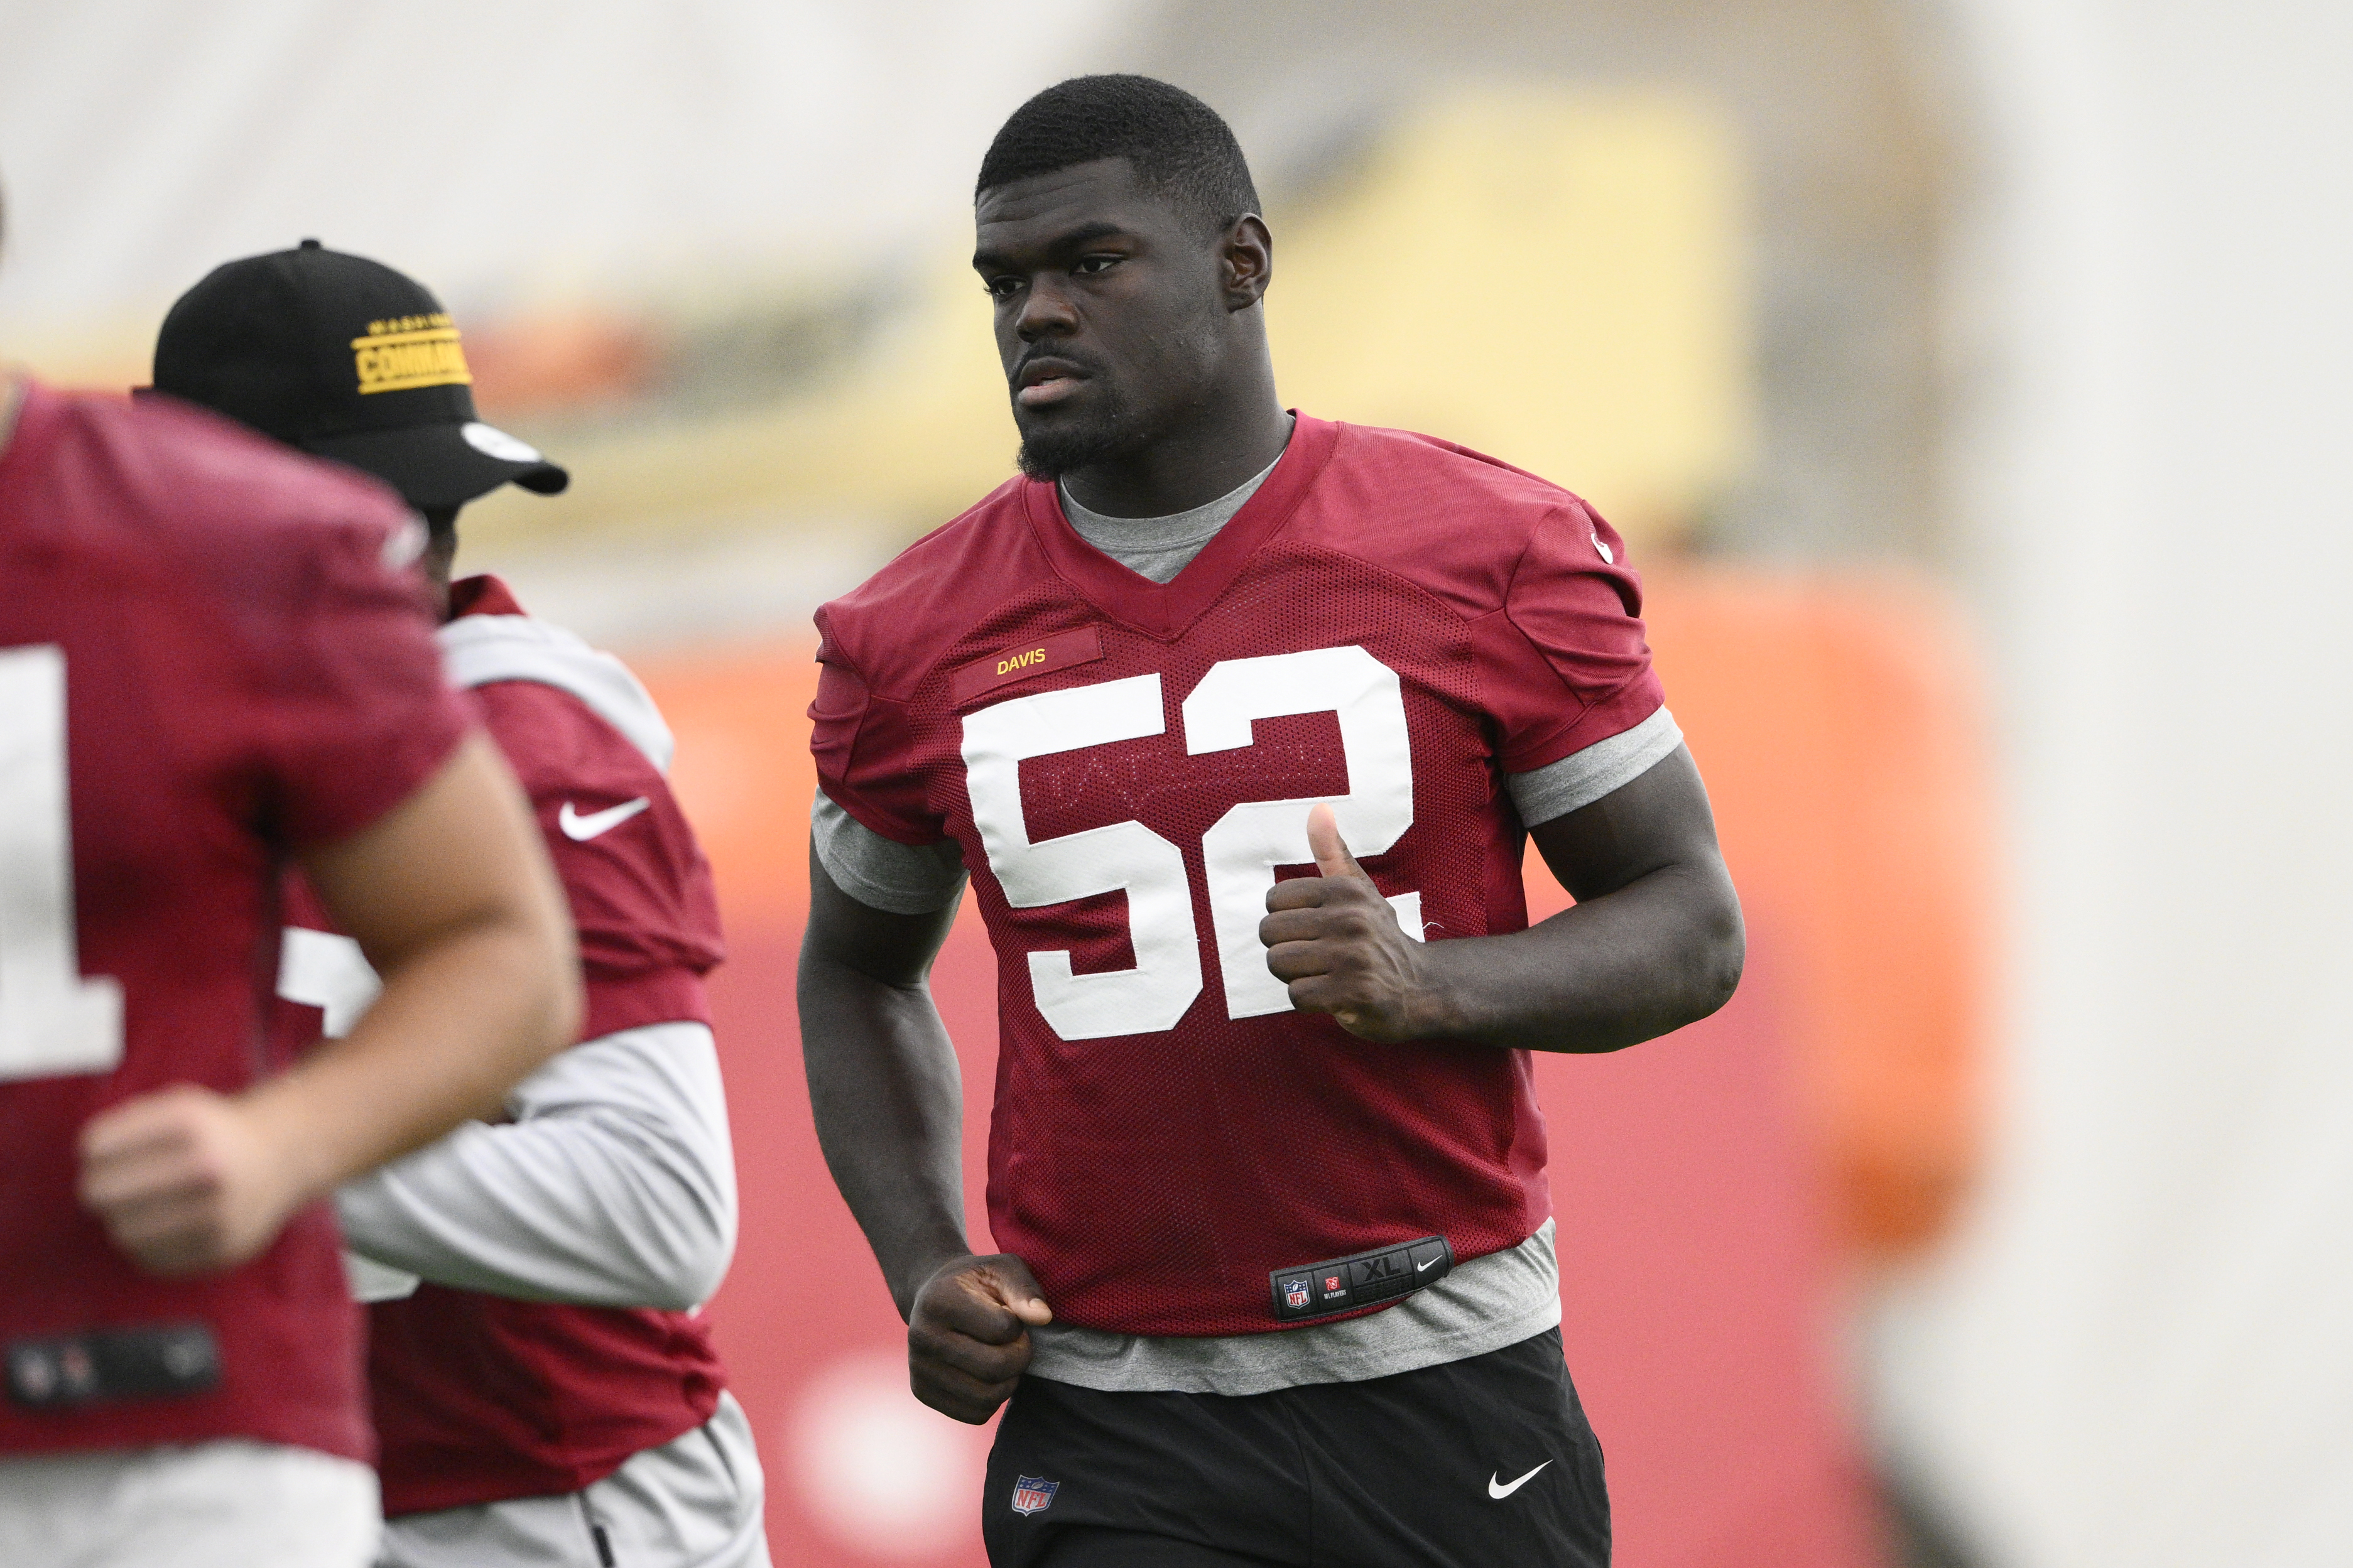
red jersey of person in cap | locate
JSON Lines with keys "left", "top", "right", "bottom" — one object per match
{"left": 274, "top": 574, "right": 734, "bottom": 1519}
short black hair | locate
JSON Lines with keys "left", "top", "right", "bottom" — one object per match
{"left": 976, "top": 75, "right": 1259, "bottom": 235}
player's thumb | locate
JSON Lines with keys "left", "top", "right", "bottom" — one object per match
{"left": 1306, "top": 803, "right": 1371, "bottom": 883}
{"left": 988, "top": 1257, "right": 1055, "bottom": 1327}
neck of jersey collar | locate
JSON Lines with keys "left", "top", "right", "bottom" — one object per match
{"left": 1024, "top": 411, "right": 1341, "bottom": 642}
{"left": 447, "top": 573, "right": 527, "bottom": 619}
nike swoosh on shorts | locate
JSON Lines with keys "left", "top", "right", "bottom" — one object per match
{"left": 1487, "top": 1461, "right": 1550, "bottom": 1500}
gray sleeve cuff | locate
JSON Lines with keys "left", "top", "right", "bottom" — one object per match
{"left": 810, "top": 792, "right": 967, "bottom": 914}
{"left": 1506, "top": 706, "right": 1683, "bottom": 828}
{"left": 337, "top": 1020, "right": 737, "bottom": 1310}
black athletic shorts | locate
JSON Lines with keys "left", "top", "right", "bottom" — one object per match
{"left": 982, "top": 1327, "right": 1609, "bottom": 1567}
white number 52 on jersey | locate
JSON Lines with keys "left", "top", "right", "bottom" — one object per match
{"left": 962, "top": 644, "right": 1422, "bottom": 1042}
{"left": 0, "top": 646, "right": 124, "bottom": 1081}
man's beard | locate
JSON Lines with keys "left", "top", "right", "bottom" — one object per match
{"left": 1014, "top": 386, "right": 1145, "bottom": 482}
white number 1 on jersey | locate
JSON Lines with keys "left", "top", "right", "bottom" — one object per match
{"left": 962, "top": 644, "right": 1421, "bottom": 1041}
{"left": 0, "top": 646, "right": 125, "bottom": 1081}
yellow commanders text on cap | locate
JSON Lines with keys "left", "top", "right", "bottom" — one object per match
{"left": 352, "top": 313, "right": 472, "bottom": 395}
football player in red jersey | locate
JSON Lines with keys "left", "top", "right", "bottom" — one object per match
{"left": 149, "top": 244, "right": 769, "bottom": 1568}
{"left": 800, "top": 77, "right": 1747, "bottom": 1566}
{"left": 0, "top": 215, "right": 582, "bottom": 1562}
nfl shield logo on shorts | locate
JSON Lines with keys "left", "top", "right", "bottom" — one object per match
{"left": 1283, "top": 1277, "right": 1311, "bottom": 1311}
{"left": 1012, "top": 1475, "right": 1060, "bottom": 1516}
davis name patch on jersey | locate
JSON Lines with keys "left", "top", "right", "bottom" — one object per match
{"left": 1012, "top": 1476, "right": 1060, "bottom": 1516}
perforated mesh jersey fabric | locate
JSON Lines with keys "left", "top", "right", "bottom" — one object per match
{"left": 870, "top": 549, "right": 1560, "bottom": 1335}
{"left": 810, "top": 415, "right": 1665, "bottom": 1337}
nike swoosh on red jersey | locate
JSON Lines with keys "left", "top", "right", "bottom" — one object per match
{"left": 558, "top": 798, "right": 651, "bottom": 841}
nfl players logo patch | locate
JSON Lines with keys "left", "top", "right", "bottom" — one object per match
{"left": 1283, "top": 1277, "right": 1310, "bottom": 1310}
{"left": 1012, "top": 1476, "right": 1060, "bottom": 1516}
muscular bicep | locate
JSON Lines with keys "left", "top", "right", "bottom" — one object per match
{"left": 1527, "top": 744, "right": 1731, "bottom": 903}
{"left": 803, "top": 841, "right": 962, "bottom": 990}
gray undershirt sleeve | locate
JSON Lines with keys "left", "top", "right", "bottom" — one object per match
{"left": 336, "top": 1020, "right": 738, "bottom": 1311}
{"left": 810, "top": 792, "right": 967, "bottom": 914}
{"left": 1505, "top": 706, "right": 1683, "bottom": 828}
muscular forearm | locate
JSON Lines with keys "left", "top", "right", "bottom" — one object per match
{"left": 798, "top": 955, "right": 971, "bottom": 1317}
{"left": 246, "top": 911, "right": 579, "bottom": 1206}
{"left": 270, "top": 732, "right": 579, "bottom": 1206}
{"left": 798, "top": 849, "right": 1050, "bottom": 1425}
{"left": 1264, "top": 749, "right": 1743, "bottom": 1055}
{"left": 1411, "top": 860, "right": 1744, "bottom": 1052}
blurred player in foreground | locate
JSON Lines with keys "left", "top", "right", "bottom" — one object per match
{"left": 800, "top": 77, "right": 1746, "bottom": 1566}
{"left": 151, "top": 243, "right": 768, "bottom": 1568}
{"left": 0, "top": 200, "right": 581, "bottom": 1567}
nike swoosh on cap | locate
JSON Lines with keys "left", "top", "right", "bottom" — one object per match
{"left": 1487, "top": 1461, "right": 1550, "bottom": 1500}
{"left": 558, "top": 798, "right": 652, "bottom": 841}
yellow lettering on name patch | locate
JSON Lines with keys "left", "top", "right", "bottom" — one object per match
{"left": 352, "top": 325, "right": 472, "bottom": 394}
{"left": 949, "top": 625, "right": 1105, "bottom": 703}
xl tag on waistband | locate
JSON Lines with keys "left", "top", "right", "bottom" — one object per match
{"left": 6, "top": 1324, "right": 220, "bottom": 1409}
{"left": 1270, "top": 1235, "right": 1453, "bottom": 1322}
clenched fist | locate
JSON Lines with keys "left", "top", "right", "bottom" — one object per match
{"left": 907, "top": 1252, "right": 1054, "bottom": 1423}
{"left": 78, "top": 1085, "right": 312, "bottom": 1275}
{"left": 1259, "top": 802, "right": 1444, "bottom": 1042}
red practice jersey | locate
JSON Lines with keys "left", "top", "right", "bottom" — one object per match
{"left": 0, "top": 383, "right": 469, "bottom": 1461}
{"left": 274, "top": 576, "right": 729, "bottom": 1515}
{"left": 813, "top": 415, "right": 1666, "bottom": 1336}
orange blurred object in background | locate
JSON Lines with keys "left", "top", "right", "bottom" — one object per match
{"left": 1634, "top": 564, "right": 1991, "bottom": 1261}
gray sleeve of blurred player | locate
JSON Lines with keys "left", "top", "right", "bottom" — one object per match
{"left": 805, "top": 710, "right": 1684, "bottom": 909}
{"left": 335, "top": 1020, "right": 738, "bottom": 1311}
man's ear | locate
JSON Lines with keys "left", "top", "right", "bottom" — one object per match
{"left": 1222, "top": 215, "right": 1274, "bottom": 311}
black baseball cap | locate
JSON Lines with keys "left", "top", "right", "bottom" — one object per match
{"left": 149, "top": 239, "right": 567, "bottom": 510}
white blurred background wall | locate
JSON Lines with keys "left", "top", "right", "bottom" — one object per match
{"left": 1876, "top": 2, "right": 2353, "bottom": 1562}
{"left": 0, "top": 0, "right": 1126, "bottom": 335}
